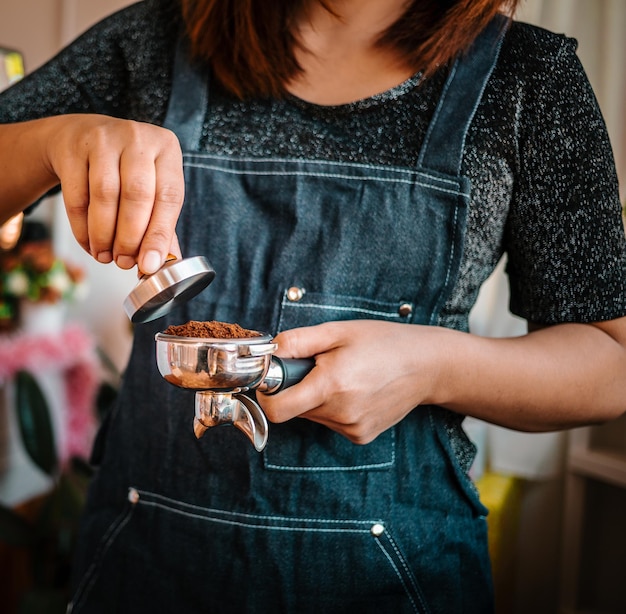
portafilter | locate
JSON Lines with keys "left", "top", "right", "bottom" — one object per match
{"left": 155, "top": 332, "right": 314, "bottom": 451}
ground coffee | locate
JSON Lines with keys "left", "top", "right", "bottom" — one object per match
{"left": 163, "top": 320, "right": 261, "bottom": 339}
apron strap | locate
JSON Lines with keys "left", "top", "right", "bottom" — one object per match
{"left": 163, "top": 38, "right": 208, "bottom": 151}
{"left": 417, "top": 14, "right": 509, "bottom": 176}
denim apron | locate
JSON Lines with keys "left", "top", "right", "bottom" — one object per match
{"left": 70, "top": 16, "right": 507, "bottom": 614}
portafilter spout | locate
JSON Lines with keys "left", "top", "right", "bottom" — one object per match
{"left": 193, "top": 390, "right": 270, "bottom": 451}
{"left": 155, "top": 332, "right": 314, "bottom": 451}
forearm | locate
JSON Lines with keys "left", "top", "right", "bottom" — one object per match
{"left": 431, "top": 318, "right": 626, "bottom": 431}
{"left": 0, "top": 118, "right": 60, "bottom": 222}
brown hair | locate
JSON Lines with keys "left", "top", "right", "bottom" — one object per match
{"left": 178, "top": 0, "right": 522, "bottom": 100}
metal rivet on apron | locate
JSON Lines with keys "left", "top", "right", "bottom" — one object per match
{"left": 370, "top": 523, "right": 385, "bottom": 537}
{"left": 128, "top": 488, "right": 140, "bottom": 504}
{"left": 398, "top": 303, "right": 413, "bottom": 317}
{"left": 287, "top": 286, "right": 305, "bottom": 302}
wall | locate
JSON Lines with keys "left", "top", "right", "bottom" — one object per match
{"left": 0, "top": 0, "right": 62, "bottom": 72}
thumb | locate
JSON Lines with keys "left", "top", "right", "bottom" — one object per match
{"left": 138, "top": 231, "right": 182, "bottom": 275}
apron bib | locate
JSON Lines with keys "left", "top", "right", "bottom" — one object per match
{"left": 70, "top": 16, "right": 508, "bottom": 614}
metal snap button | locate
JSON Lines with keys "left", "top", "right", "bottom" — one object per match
{"left": 287, "top": 287, "right": 305, "bottom": 302}
{"left": 398, "top": 303, "right": 413, "bottom": 317}
{"left": 370, "top": 523, "right": 385, "bottom": 537}
{"left": 128, "top": 488, "right": 140, "bottom": 504}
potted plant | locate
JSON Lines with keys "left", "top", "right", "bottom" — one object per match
{"left": 0, "top": 224, "right": 87, "bottom": 334}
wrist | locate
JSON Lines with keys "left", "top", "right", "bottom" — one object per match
{"left": 40, "top": 115, "right": 73, "bottom": 182}
{"left": 420, "top": 326, "right": 472, "bottom": 408}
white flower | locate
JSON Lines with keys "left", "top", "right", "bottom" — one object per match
{"left": 48, "top": 269, "right": 73, "bottom": 295}
{"left": 5, "top": 270, "right": 29, "bottom": 297}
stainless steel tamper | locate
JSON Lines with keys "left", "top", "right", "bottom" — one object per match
{"left": 123, "top": 255, "right": 216, "bottom": 323}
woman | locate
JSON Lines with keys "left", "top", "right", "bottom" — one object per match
{"left": 1, "top": 0, "right": 625, "bottom": 612}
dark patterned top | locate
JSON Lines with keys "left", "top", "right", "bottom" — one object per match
{"left": 2, "top": 0, "right": 625, "bottom": 328}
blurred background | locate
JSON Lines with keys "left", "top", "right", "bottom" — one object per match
{"left": 0, "top": 1, "right": 625, "bottom": 613}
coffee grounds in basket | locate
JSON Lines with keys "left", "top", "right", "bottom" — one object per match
{"left": 163, "top": 320, "right": 261, "bottom": 339}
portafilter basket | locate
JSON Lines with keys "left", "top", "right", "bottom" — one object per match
{"left": 155, "top": 332, "right": 314, "bottom": 451}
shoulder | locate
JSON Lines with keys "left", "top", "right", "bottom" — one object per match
{"left": 487, "top": 19, "right": 598, "bottom": 128}
{"left": 76, "top": 0, "right": 181, "bottom": 121}
{"left": 497, "top": 20, "right": 582, "bottom": 84}
{"left": 505, "top": 20, "right": 576, "bottom": 56}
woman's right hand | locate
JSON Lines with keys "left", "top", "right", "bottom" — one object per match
{"left": 27, "top": 114, "right": 184, "bottom": 275}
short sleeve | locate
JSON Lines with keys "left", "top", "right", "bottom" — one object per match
{"left": 504, "top": 34, "right": 626, "bottom": 324}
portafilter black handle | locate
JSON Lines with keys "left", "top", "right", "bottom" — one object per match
{"left": 257, "top": 357, "right": 315, "bottom": 395}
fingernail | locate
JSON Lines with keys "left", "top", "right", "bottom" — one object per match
{"left": 96, "top": 251, "right": 112, "bottom": 264}
{"left": 141, "top": 250, "right": 162, "bottom": 274}
{"left": 116, "top": 255, "right": 136, "bottom": 270}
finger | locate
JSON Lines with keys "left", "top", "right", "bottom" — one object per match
{"left": 111, "top": 144, "right": 158, "bottom": 270}
{"left": 86, "top": 146, "right": 125, "bottom": 264}
{"left": 60, "top": 159, "right": 91, "bottom": 254}
{"left": 137, "top": 145, "right": 185, "bottom": 275}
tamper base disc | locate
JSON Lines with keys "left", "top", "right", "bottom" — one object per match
{"left": 123, "top": 256, "right": 215, "bottom": 323}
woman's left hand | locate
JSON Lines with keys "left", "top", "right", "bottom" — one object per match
{"left": 258, "top": 315, "right": 626, "bottom": 440}
{"left": 257, "top": 320, "right": 440, "bottom": 444}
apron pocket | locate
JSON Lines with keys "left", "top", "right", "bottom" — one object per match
{"left": 263, "top": 420, "right": 396, "bottom": 471}
{"left": 269, "top": 290, "right": 410, "bottom": 471}
{"left": 72, "top": 487, "right": 431, "bottom": 614}
{"left": 264, "top": 419, "right": 395, "bottom": 471}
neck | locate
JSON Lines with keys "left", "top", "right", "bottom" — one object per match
{"left": 288, "top": 0, "right": 414, "bottom": 105}
{"left": 298, "top": 0, "right": 408, "bottom": 45}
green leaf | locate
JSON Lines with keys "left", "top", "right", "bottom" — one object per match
{"left": 15, "top": 370, "right": 58, "bottom": 476}
{"left": 0, "top": 504, "right": 36, "bottom": 546}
